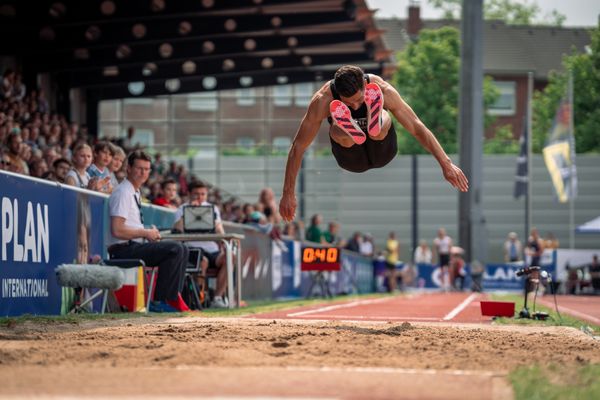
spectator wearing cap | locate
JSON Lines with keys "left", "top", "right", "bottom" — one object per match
{"left": 504, "top": 232, "right": 522, "bottom": 263}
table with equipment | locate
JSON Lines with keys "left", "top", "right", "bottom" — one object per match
{"left": 161, "top": 232, "right": 245, "bottom": 309}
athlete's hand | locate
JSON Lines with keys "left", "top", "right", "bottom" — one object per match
{"left": 442, "top": 162, "right": 469, "bottom": 192}
{"left": 279, "top": 192, "right": 297, "bottom": 222}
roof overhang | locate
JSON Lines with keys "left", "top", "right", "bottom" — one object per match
{"left": 1, "top": 0, "right": 391, "bottom": 99}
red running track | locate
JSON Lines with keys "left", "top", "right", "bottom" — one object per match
{"left": 537, "top": 295, "right": 600, "bottom": 325}
{"left": 249, "top": 292, "right": 495, "bottom": 324}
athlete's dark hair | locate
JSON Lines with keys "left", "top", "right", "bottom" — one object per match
{"left": 333, "top": 65, "right": 365, "bottom": 97}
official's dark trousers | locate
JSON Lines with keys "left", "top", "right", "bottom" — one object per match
{"left": 108, "top": 240, "right": 187, "bottom": 301}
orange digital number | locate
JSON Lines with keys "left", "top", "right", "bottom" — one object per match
{"left": 303, "top": 247, "right": 314, "bottom": 263}
{"left": 314, "top": 248, "right": 326, "bottom": 262}
{"left": 326, "top": 248, "right": 338, "bottom": 263}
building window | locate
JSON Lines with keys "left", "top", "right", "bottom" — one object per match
{"left": 489, "top": 81, "right": 516, "bottom": 116}
{"left": 273, "top": 84, "right": 292, "bottom": 107}
{"left": 236, "top": 88, "right": 256, "bottom": 106}
{"left": 187, "top": 92, "right": 217, "bottom": 111}
{"left": 126, "top": 128, "right": 154, "bottom": 147}
{"left": 294, "top": 82, "right": 313, "bottom": 106}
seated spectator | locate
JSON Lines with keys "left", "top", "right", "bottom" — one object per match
{"left": 566, "top": 263, "right": 581, "bottom": 295}
{"left": 87, "top": 141, "right": 113, "bottom": 194}
{"left": 414, "top": 240, "right": 432, "bottom": 264}
{"left": 241, "top": 203, "right": 255, "bottom": 224}
{"left": 449, "top": 247, "right": 466, "bottom": 291}
{"left": 5, "top": 131, "right": 28, "bottom": 174}
{"left": 589, "top": 255, "right": 600, "bottom": 295}
{"left": 29, "top": 158, "right": 48, "bottom": 178}
{"left": 151, "top": 152, "right": 167, "bottom": 177}
{"left": 259, "top": 188, "right": 281, "bottom": 225}
{"left": 504, "top": 232, "right": 522, "bottom": 262}
{"left": 172, "top": 181, "right": 228, "bottom": 308}
{"left": 323, "top": 221, "right": 344, "bottom": 247}
{"left": 108, "top": 143, "right": 126, "bottom": 188}
{"left": 153, "top": 178, "right": 179, "bottom": 209}
{"left": 11, "top": 73, "right": 26, "bottom": 101}
{"left": 248, "top": 211, "right": 273, "bottom": 234}
{"left": 1, "top": 69, "right": 14, "bottom": 100}
{"left": 147, "top": 181, "right": 163, "bottom": 203}
{"left": 1, "top": 150, "right": 18, "bottom": 172}
{"left": 360, "top": 233, "right": 375, "bottom": 257}
{"left": 52, "top": 158, "right": 71, "bottom": 183}
{"left": 282, "top": 221, "right": 301, "bottom": 240}
{"left": 345, "top": 232, "right": 362, "bottom": 253}
{"left": 65, "top": 143, "right": 102, "bottom": 191}
{"left": 305, "top": 214, "right": 325, "bottom": 244}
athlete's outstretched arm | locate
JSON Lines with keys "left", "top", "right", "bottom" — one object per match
{"left": 280, "top": 99, "right": 324, "bottom": 222}
{"left": 378, "top": 78, "right": 469, "bottom": 192}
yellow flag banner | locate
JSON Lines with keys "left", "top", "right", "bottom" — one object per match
{"left": 543, "top": 100, "right": 577, "bottom": 203}
{"left": 543, "top": 141, "right": 572, "bottom": 203}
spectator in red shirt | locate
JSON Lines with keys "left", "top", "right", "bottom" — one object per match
{"left": 153, "top": 178, "right": 179, "bottom": 209}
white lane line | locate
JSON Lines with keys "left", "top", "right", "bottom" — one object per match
{"left": 286, "top": 365, "right": 503, "bottom": 377}
{"left": 537, "top": 299, "right": 600, "bottom": 325}
{"left": 286, "top": 297, "right": 392, "bottom": 317}
{"left": 443, "top": 293, "right": 478, "bottom": 321}
{"left": 169, "top": 364, "right": 504, "bottom": 378}
{"left": 292, "top": 315, "right": 440, "bottom": 321}
{"left": 0, "top": 397, "right": 336, "bottom": 400}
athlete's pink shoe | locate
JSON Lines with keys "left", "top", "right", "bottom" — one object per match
{"left": 329, "top": 100, "right": 366, "bottom": 145}
{"left": 365, "top": 83, "right": 384, "bottom": 137}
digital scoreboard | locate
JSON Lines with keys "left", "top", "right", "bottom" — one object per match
{"left": 300, "top": 246, "right": 341, "bottom": 271}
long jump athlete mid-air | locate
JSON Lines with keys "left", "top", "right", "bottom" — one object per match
{"left": 279, "top": 65, "right": 469, "bottom": 221}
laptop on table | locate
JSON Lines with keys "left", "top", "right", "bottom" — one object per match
{"left": 183, "top": 205, "right": 216, "bottom": 234}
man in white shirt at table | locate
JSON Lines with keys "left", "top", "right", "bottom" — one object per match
{"left": 108, "top": 150, "right": 188, "bottom": 312}
{"left": 173, "top": 181, "right": 228, "bottom": 308}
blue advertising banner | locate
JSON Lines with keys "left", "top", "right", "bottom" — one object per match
{"left": 271, "top": 239, "right": 303, "bottom": 299}
{"left": 416, "top": 261, "right": 556, "bottom": 291}
{"left": 1, "top": 173, "right": 83, "bottom": 316}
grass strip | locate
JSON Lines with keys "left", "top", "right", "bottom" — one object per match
{"left": 510, "top": 363, "right": 600, "bottom": 400}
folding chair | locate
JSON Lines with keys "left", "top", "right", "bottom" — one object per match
{"left": 103, "top": 258, "right": 158, "bottom": 313}
{"left": 183, "top": 248, "right": 204, "bottom": 310}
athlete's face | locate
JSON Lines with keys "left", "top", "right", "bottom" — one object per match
{"left": 340, "top": 89, "right": 365, "bottom": 111}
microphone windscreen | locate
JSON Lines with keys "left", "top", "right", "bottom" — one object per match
{"left": 56, "top": 264, "right": 125, "bottom": 290}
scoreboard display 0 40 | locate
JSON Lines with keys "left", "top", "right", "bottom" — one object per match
{"left": 300, "top": 246, "right": 341, "bottom": 271}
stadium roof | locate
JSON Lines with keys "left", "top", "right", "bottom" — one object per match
{"left": 376, "top": 18, "right": 592, "bottom": 80}
{"left": 0, "top": 0, "right": 391, "bottom": 99}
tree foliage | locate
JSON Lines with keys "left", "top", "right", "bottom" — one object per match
{"left": 532, "top": 23, "right": 600, "bottom": 153}
{"left": 428, "top": 0, "right": 565, "bottom": 26}
{"left": 392, "top": 27, "right": 498, "bottom": 154}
